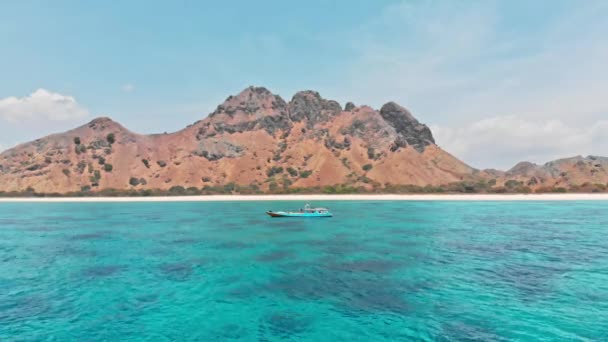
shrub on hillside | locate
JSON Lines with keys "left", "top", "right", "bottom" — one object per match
{"left": 75, "top": 144, "right": 86, "bottom": 154}
{"left": 299, "top": 170, "right": 312, "bottom": 178}
{"left": 367, "top": 147, "right": 376, "bottom": 160}
{"left": 169, "top": 186, "right": 186, "bottom": 195}
{"left": 286, "top": 167, "right": 298, "bottom": 177}
{"left": 266, "top": 166, "right": 284, "bottom": 177}
{"left": 505, "top": 180, "right": 523, "bottom": 189}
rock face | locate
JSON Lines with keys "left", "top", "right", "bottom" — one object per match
{"left": 195, "top": 139, "right": 245, "bottom": 161}
{"left": 6, "top": 86, "right": 603, "bottom": 194}
{"left": 204, "top": 86, "right": 291, "bottom": 136}
{"left": 379, "top": 102, "right": 435, "bottom": 152}
{"left": 288, "top": 91, "right": 342, "bottom": 127}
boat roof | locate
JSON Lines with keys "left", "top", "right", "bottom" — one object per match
{"left": 302, "top": 204, "right": 329, "bottom": 211}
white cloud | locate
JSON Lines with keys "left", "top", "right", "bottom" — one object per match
{"left": 0, "top": 89, "right": 89, "bottom": 122}
{"left": 121, "top": 83, "right": 135, "bottom": 93}
{"left": 433, "top": 117, "right": 608, "bottom": 170}
{"left": 332, "top": 1, "right": 608, "bottom": 168}
{"left": 0, "top": 143, "right": 5, "bottom": 153}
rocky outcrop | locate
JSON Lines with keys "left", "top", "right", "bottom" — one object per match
{"left": 204, "top": 86, "right": 291, "bottom": 135}
{"left": 195, "top": 139, "right": 244, "bottom": 161}
{"left": 379, "top": 102, "right": 435, "bottom": 152}
{"left": 210, "top": 86, "right": 287, "bottom": 118}
{"left": 288, "top": 91, "right": 342, "bottom": 127}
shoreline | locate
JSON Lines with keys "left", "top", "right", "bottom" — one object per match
{"left": 0, "top": 193, "right": 608, "bottom": 202}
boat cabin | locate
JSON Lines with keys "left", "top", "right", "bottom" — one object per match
{"left": 300, "top": 204, "right": 329, "bottom": 214}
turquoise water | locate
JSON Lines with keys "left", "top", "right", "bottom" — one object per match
{"left": 1, "top": 201, "right": 607, "bottom": 341}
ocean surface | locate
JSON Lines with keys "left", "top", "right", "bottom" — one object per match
{"left": 0, "top": 201, "right": 607, "bottom": 341}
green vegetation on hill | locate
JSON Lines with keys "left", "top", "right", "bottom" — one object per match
{"left": 2, "top": 180, "right": 608, "bottom": 197}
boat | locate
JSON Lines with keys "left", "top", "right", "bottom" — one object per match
{"left": 266, "top": 204, "right": 332, "bottom": 218}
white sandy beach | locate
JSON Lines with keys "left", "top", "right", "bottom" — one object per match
{"left": 0, "top": 194, "right": 607, "bottom": 202}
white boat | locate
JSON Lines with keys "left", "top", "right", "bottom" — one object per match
{"left": 266, "top": 204, "right": 332, "bottom": 218}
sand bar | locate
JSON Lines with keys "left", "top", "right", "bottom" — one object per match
{"left": 0, "top": 194, "right": 608, "bottom": 202}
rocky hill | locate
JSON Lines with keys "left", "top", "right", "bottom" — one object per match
{"left": 492, "top": 156, "right": 608, "bottom": 192}
{"left": 0, "top": 86, "right": 606, "bottom": 194}
{"left": 0, "top": 87, "right": 477, "bottom": 194}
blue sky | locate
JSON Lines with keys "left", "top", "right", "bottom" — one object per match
{"left": 1, "top": 0, "right": 607, "bottom": 169}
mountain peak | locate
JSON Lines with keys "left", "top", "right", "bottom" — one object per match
{"left": 85, "top": 117, "right": 124, "bottom": 132}
{"left": 88, "top": 116, "right": 114, "bottom": 124}
{"left": 380, "top": 102, "right": 415, "bottom": 122}
{"left": 237, "top": 86, "right": 274, "bottom": 97}
{"left": 288, "top": 90, "right": 341, "bottom": 125}
{"left": 507, "top": 161, "right": 538, "bottom": 175}
{"left": 292, "top": 90, "right": 321, "bottom": 99}
{"left": 211, "top": 86, "right": 287, "bottom": 119}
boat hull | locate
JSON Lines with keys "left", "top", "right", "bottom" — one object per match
{"left": 266, "top": 211, "right": 332, "bottom": 218}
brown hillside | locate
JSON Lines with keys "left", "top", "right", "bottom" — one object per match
{"left": 0, "top": 87, "right": 477, "bottom": 193}
{"left": 497, "top": 156, "right": 608, "bottom": 190}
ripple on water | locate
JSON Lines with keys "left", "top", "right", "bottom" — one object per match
{"left": 244, "top": 218, "right": 266, "bottom": 226}
{"left": 328, "top": 259, "right": 403, "bottom": 273}
{"left": 479, "top": 261, "right": 571, "bottom": 300}
{"left": 69, "top": 231, "right": 110, "bottom": 241}
{"left": 256, "top": 250, "right": 293, "bottom": 262}
{"left": 295, "top": 236, "right": 363, "bottom": 256}
{"left": 447, "top": 241, "right": 511, "bottom": 259}
{"left": 170, "top": 237, "right": 201, "bottom": 245}
{"left": 257, "top": 266, "right": 412, "bottom": 315}
{"left": 81, "top": 265, "right": 124, "bottom": 278}
{"left": 216, "top": 323, "right": 248, "bottom": 340}
{"left": 259, "top": 312, "right": 314, "bottom": 339}
{"left": 215, "top": 241, "right": 251, "bottom": 249}
{"left": 437, "top": 321, "right": 506, "bottom": 342}
{"left": 130, "top": 293, "right": 160, "bottom": 311}
{"left": 0, "top": 295, "right": 52, "bottom": 323}
{"left": 55, "top": 245, "right": 97, "bottom": 258}
{"left": 158, "top": 260, "right": 205, "bottom": 281}
{"left": 21, "top": 225, "right": 60, "bottom": 232}
{"left": 267, "top": 220, "right": 307, "bottom": 231}
{"left": 346, "top": 285, "right": 409, "bottom": 314}
{"left": 135, "top": 293, "right": 159, "bottom": 304}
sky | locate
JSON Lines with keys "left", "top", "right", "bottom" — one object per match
{"left": 1, "top": 0, "right": 607, "bottom": 169}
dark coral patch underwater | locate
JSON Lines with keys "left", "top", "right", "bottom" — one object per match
{"left": 256, "top": 250, "right": 294, "bottom": 262}
{"left": 259, "top": 312, "right": 314, "bottom": 339}
{"left": 81, "top": 265, "right": 124, "bottom": 278}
